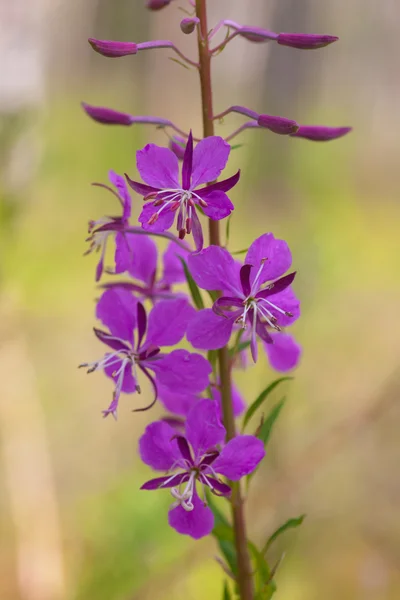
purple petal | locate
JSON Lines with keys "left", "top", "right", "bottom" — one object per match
{"left": 141, "top": 473, "right": 188, "bottom": 490}
{"left": 213, "top": 297, "right": 243, "bottom": 317}
{"left": 176, "top": 436, "right": 193, "bottom": 465}
{"left": 150, "top": 349, "right": 212, "bottom": 393}
{"left": 201, "top": 191, "right": 234, "bottom": 221}
{"left": 108, "top": 170, "right": 131, "bottom": 219}
{"left": 125, "top": 232, "right": 157, "bottom": 285}
{"left": 191, "top": 137, "right": 230, "bottom": 188}
{"left": 136, "top": 144, "right": 179, "bottom": 188}
{"left": 88, "top": 38, "right": 138, "bottom": 58}
{"left": 291, "top": 125, "right": 352, "bottom": 141}
{"left": 263, "top": 286, "right": 300, "bottom": 326}
{"left": 257, "top": 114, "right": 299, "bottom": 135}
{"left": 185, "top": 399, "right": 226, "bottom": 456}
{"left": 201, "top": 475, "right": 231, "bottom": 496}
{"left": 139, "top": 420, "right": 181, "bottom": 471}
{"left": 168, "top": 490, "right": 214, "bottom": 539}
{"left": 240, "top": 264, "right": 252, "bottom": 297}
{"left": 264, "top": 332, "right": 302, "bottom": 372}
{"left": 245, "top": 233, "right": 292, "bottom": 289}
{"left": 145, "top": 299, "right": 196, "bottom": 347}
{"left": 158, "top": 385, "right": 199, "bottom": 416}
{"left": 197, "top": 170, "right": 240, "bottom": 197}
{"left": 104, "top": 358, "right": 137, "bottom": 393}
{"left": 187, "top": 309, "right": 236, "bottom": 351}
{"left": 211, "top": 383, "right": 246, "bottom": 418}
{"left": 277, "top": 33, "right": 338, "bottom": 50}
{"left": 136, "top": 302, "right": 147, "bottom": 349}
{"left": 213, "top": 435, "right": 265, "bottom": 480}
{"left": 161, "top": 241, "right": 190, "bottom": 285}
{"left": 96, "top": 288, "right": 137, "bottom": 343}
{"left": 138, "top": 202, "right": 176, "bottom": 232}
{"left": 181, "top": 131, "right": 193, "bottom": 189}
{"left": 125, "top": 174, "right": 160, "bottom": 197}
{"left": 191, "top": 208, "right": 204, "bottom": 252}
{"left": 256, "top": 272, "right": 296, "bottom": 299}
{"left": 93, "top": 328, "right": 131, "bottom": 353}
{"left": 169, "top": 135, "right": 186, "bottom": 160}
{"left": 82, "top": 102, "right": 133, "bottom": 125}
{"left": 188, "top": 246, "right": 242, "bottom": 295}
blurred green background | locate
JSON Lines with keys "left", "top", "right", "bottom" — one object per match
{"left": 1, "top": 1, "right": 400, "bottom": 599}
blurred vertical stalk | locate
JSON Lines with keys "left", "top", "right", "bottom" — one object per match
{"left": 195, "top": 2, "right": 254, "bottom": 599}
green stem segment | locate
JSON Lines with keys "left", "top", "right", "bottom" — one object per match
{"left": 195, "top": 2, "right": 254, "bottom": 599}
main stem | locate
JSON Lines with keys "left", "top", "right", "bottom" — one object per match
{"left": 195, "top": 2, "right": 254, "bottom": 599}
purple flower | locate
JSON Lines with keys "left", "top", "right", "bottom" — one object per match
{"left": 126, "top": 131, "right": 240, "bottom": 251}
{"left": 103, "top": 235, "right": 190, "bottom": 302}
{"left": 80, "top": 289, "right": 211, "bottom": 417}
{"left": 85, "top": 170, "right": 132, "bottom": 281}
{"left": 186, "top": 234, "right": 300, "bottom": 362}
{"left": 140, "top": 399, "right": 265, "bottom": 539}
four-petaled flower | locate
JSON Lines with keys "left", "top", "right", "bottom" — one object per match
{"left": 126, "top": 131, "right": 240, "bottom": 250}
{"left": 85, "top": 170, "right": 132, "bottom": 281}
{"left": 187, "top": 233, "right": 300, "bottom": 362}
{"left": 80, "top": 289, "right": 211, "bottom": 417}
{"left": 103, "top": 234, "right": 190, "bottom": 303}
{"left": 140, "top": 399, "right": 265, "bottom": 539}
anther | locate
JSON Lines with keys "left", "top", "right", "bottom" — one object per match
{"left": 179, "top": 228, "right": 186, "bottom": 240}
{"left": 148, "top": 213, "right": 159, "bottom": 225}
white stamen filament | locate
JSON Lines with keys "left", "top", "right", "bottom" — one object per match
{"left": 170, "top": 471, "right": 196, "bottom": 511}
{"left": 250, "top": 258, "right": 267, "bottom": 295}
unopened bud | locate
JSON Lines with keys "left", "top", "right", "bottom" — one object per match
{"left": 180, "top": 17, "right": 200, "bottom": 35}
{"left": 169, "top": 135, "right": 186, "bottom": 160}
{"left": 277, "top": 33, "right": 338, "bottom": 50}
{"left": 291, "top": 125, "right": 352, "bottom": 141}
{"left": 82, "top": 103, "right": 133, "bottom": 126}
{"left": 257, "top": 114, "right": 299, "bottom": 135}
{"left": 146, "top": 0, "right": 172, "bottom": 10}
{"left": 88, "top": 38, "right": 138, "bottom": 58}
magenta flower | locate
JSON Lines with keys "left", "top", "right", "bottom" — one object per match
{"left": 126, "top": 131, "right": 239, "bottom": 250}
{"left": 80, "top": 289, "right": 211, "bottom": 417}
{"left": 103, "top": 235, "right": 189, "bottom": 302}
{"left": 85, "top": 170, "right": 131, "bottom": 281}
{"left": 186, "top": 234, "right": 300, "bottom": 362}
{"left": 140, "top": 399, "right": 265, "bottom": 539}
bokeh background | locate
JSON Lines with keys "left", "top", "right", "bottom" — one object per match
{"left": 1, "top": 1, "right": 400, "bottom": 599}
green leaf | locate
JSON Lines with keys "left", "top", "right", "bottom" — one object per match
{"left": 262, "top": 515, "right": 306, "bottom": 555}
{"left": 231, "top": 248, "right": 248, "bottom": 256}
{"left": 168, "top": 57, "right": 190, "bottom": 69}
{"left": 225, "top": 215, "right": 232, "bottom": 246}
{"left": 207, "top": 349, "right": 218, "bottom": 372}
{"left": 257, "top": 398, "right": 286, "bottom": 446}
{"left": 242, "top": 377, "right": 293, "bottom": 430}
{"left": 178, "top": 256, "right": 205, "bottom": 310}
{"left": 230, "top": 144, "right": 244, "bottom": 151}
{"left": 207, "top": 493, "right": 237, "bottom": 576}
{"left": 207, "top": 289, "right": 219, "bottom": 303}
{"left": 223, "top": 580, "right": 232, "bottom": 600}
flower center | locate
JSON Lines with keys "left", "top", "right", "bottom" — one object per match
{"left": 146, "top": 187, "right": 208, "bottom": 239}
{"left": 170, "top": 470, "right": 196, "bottom": 511}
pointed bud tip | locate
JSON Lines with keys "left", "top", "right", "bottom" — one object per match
{"left": 88, "top": 38, "right": 138, "bottom": 58}
{"left": 257, "top": 114, "right": 299, "bottom": 135}
{"left": 291, "top": 125, "right": 352, "bottom": 141}
{"left": 82, "top": 103, "right": 133, "bottom": 126}
{"left": 277, "top": 33, "right": 339, "bottom": 50}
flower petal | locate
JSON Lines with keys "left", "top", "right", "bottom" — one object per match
{"left": 161, "top": 241, "right": 190, "bottom": 285}
{"left": 201, "top": 475, "right": 231, "bottom": 496}
{"left": 125, "top": 174, "right": 160, "bottom": 197}
{"left": 96, "top": 288, "right": 137, "bottom": 343}
{"left": 263, "top": 286, "right": 300, "bottom": 326}
{"left": 136, "top": 144, "right": 180, "bottom": 188}
{"left": 187, "top": 309, "right": 235, "bottom": 351}
{"left": 188, "top": 246, "right": 242, "bottom": 295}
{"left": 191, "top": 208, "right": 204, "bottom": 252}
{"left": 109, "top": 170, "right": 131, "bottom": 220}
{"left": 211, "top": 383, "right": 246, "bottom": 418}
{"left": 139, "top": 420, "right": 181, "bottom": 471}
{"left": 201, "top": 191, "right": 234, "bottom": 221}
{"left": 185, "top": 399, "right": 226, "bottom": 456}
{"left": 126, "top": 232, "right": 158, "bottom": 285}
{"left": 141, "top": 473, "right": 188, "bottom": 490}
{"left": 139, "top": 202, "right": 176, "bottom": 232}
{"left": 197, "top": 170, "right": 240, "bottom": 197}
{"left": 150, "top": 349, "right": 212, "bottom": 393}
{"left": 191, "top": 136, "right": 230, "bottom": 188}
{"left": 145, "top": 299, "right": 196, "bottom": 347}
{"left": 104, "top": 358, "right": 137, "bottom": 393}
{"left": 213, "top": 435, "right": 265, "bottom": 480}
{"left": 158, "top": 385, "right": 199, "bottom": 416}
{"left": 181, "top": 130, "right": 193, "bottom": 189}
{"left": 264, "top": 332, "right": 302, "bottom": 372}
{"left": 246, "top": 233, "right": 292, "bottom": 289}
{"left": 168, "top": 490, "right": 214, "bottom": 539}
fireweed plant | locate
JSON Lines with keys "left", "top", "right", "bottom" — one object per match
{"left": 81, "top": 1, "right": 351, "bottom": 598}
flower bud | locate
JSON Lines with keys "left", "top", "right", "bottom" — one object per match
{"left": 169, "top": 135, "right": 186, "bottom": 160}
{"left": 180, "top": 17, "right": 200, "bottom": 35}
{"left": 146, "top": 0, "right": 172, "bottom": 10}
{"left": 290, "top": 125, "right": 352, "bottom": 141}
{"left": 277, "top": 33, "right": 338, "bottom": 50}
{"left": 237, "top": 26, "right": 277, "bottom": 43}
{"left": 88, "top": 38, "right": 138, "bottom": 58}
{"left": 82, "top": 103, "right": 133, "bottom": 125}
{"left": 257, "top": 114, "right": 299, "bottom": 135}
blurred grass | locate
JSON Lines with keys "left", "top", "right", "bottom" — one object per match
{"left": 1, "top": 94, "right": 400, "bottom": 600}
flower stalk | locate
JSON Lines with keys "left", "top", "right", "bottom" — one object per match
{"left": 195, "top": 1, "right": 254, "bottom": 598}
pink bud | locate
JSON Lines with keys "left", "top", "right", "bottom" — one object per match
{"left": 146, "top": 0, "right": 172, "bottom": 10}
{"left": 88, "top": 38, "right": 138, "bottom": 58}
{"left": 290, "top": 125, "right": 352, "bottom": 141}
{"left": 82, "top": 103, "right": 133, "bottom": 125}
{"left": 169, "top": 135, "right": 186, "bottom": 160}
{"left": 180, "top": 17, "right": 200, "bottom": 35}
{"left": 257, "top": 114, "right": 299, "bottom": 135}
{"left": 277, "top": 33, "right": 338, "bottom": 50}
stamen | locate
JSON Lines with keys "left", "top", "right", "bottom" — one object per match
{"left": 258, "top": 297, "right": 293, "bottom": 317}
{"left": 250, "top": 257, "right": 268, "bottom": 295}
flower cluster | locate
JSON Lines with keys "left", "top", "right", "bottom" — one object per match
{"left": 81, "top": 0, "right": 350, "bottom": 550}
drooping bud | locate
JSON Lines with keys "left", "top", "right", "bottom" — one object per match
{"left": 291, "top": 125, "right": 352, "bottom": 141}
{"left": 169, "top": 135, "right": 186, "bottom": 160}
{"left": 236, "top": 26, "right": 278, "bottom": 44}
{"left": 88, "top": 38, "right": 138, "bottom": 58}
{"left": 146, "top": 0, "right": 172, "bottom": 10}
{"left": 180, "top": 17, "right": 200, "bottom": 35}
{"left": 277, "top": 33, "right": 338, "bottom": 50}
{"left": 257, "top": 114, "right": 299, "bottom": 135}
{"left": 82, "top": 103, "right": 133, "bottom": 125}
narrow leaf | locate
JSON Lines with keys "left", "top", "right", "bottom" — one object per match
{"left": 243, "top": 377, "right": 292, "bottom": 430}
{"left": 178, "top": 256, "right": 205, "bottom": 310}
{"left": 230, "top": 144, "right": 244, "bottom": 151}
{"left": 231, "top": 248, "right": 248, "bottom": 256}
{"left": 257, "top": 398, "right": 286, "bottom": 446}
{"left": 262, "top": 515, "right": 306, "bottom": 554}
{"left": 207, "top": 493, "right": 237, "bottom": 575}
{"left": 168, "top": 57, "right": 190, "bottom": 70}
{"left": 225, "top": 215, "right": 232, "bottom": 246}
{"left": 223, "top": 580, "right": 232, "bottom": 600}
